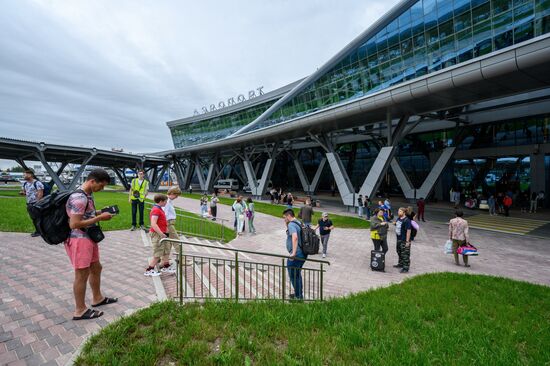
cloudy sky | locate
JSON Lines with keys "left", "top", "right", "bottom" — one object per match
{"left": 0, "top": 0, "right": 399, "bottom": 169}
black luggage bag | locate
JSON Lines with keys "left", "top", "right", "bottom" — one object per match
{"left": 370, "top": 250, "right": 385, "bottom": 272}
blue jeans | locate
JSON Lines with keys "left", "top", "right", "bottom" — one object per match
{"left": 287, "top": 257, "right": 306, "bottom": 299}
{"left": 358, "top": 206, "right": 363, "bottom": 217}
{"left": 365, "top": 207, "right": 371, "bottom": 219}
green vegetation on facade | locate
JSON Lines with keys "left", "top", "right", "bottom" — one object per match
{"left": 75, "top": 273, "right": 550, "bottom": 365}
{"left": 181, "top": 193, "right": 369, "bottom": 229}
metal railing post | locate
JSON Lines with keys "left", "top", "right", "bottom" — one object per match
{"left": 179, "top": 243, "right": 183, "bottom": 304}
{"left": 281, "top": 258, "right": 286, "bottom": 302}
{"left": 235, "top": 252, "right": 239, "bottom": 302}
{"left": 320, "top": 263, "right": 324, "bottom": 302}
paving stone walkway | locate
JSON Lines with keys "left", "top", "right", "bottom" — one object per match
{"left": 1, "top": 195, "right": 549, "bottom": 365}
{"left": 168, "top": 196, "right": 550, "bottom": 297}
{"left": 0, "top": 231, "right": 156, "bottom": 366}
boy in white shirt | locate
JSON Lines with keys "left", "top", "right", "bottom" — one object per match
{"left": 163, "top": 187, "right": 181, "bottom": 270}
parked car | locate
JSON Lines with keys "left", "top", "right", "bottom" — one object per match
{"left": 214, "top": 179, "right": 239, "bottom": 191}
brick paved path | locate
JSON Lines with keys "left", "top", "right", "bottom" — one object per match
{"left": 2, "top": 196, "right": 550, "bottom": 365}
{"left": 168, "top": 196, "right": 550, "bottom": 297}
{"left": 0, "top": 231, "right": 156, "bottom": 366}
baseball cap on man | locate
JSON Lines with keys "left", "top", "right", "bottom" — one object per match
{"left": 322, "top": 212, "right": 329, "bottom": 218}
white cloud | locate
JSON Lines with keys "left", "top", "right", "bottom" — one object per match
{"left": 0, "top": 0, "right": 400, "bottom": 168}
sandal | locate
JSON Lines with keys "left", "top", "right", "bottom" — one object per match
{"left": 92, "top": 297, "right": 118, "bottom": 307}
{"left": 73, "top": 308, "right": 103, "bottom": 320}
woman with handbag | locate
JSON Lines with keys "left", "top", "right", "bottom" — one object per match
{"left": 449, "top": 210, "right": 471, "bottom": 267}
{"left": 370, "top": 208, "right": 388, "bottom": 254}
{"left": 233, "top": 197, "right": 245, "bottom": 235}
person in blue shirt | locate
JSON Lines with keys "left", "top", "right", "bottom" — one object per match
{"left": 394, "top": 207, "right": 412, "bottom": 273}
{"left": 283, "top": 208, "right": 307, "bottom": 300}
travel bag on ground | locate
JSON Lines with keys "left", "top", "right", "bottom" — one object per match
{"left": 370, "top": 250, "right": 385, "bottom": 271}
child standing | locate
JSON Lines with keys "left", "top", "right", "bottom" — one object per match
{"left": 164, "top": 187, "right": 181, "bottom": 262}
{"left": 144, "top": 194, "right": 174, "bottom": 276}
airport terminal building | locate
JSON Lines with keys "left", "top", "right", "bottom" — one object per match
{"left": 163, "top": 0, "right": 550, "bottom": 206}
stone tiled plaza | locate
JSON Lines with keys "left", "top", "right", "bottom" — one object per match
{"left": 1, "top": 196, "right": 549, "bottom": 365}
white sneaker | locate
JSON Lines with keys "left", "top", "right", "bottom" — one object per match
{"left": 144, "top": 269, "right": 160, "bottom": 277}
{"left": 322, "top": 254, "right": 326, "bottom": 258}
{"left": 160, "top": 266, "right": 176, "bottom": 274}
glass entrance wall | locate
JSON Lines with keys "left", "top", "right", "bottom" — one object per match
{"left": 250, "top": 0, "right": 550, "bottom": 132}
{"left": 452, "top": 156, "right": 531, "bottom": 199}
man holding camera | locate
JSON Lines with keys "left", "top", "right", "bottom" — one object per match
{"left": 65, "top": 168, "right": 117, "bottom": 320}
{"left": 129, "top": 170, "right": 149, "bottom": 231}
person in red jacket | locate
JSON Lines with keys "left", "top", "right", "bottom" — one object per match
{"left": 416, "top": 197, "right": 426, "bottom": 222}
{"left": 503, "top": 195, "right": 513, "bottom": 217}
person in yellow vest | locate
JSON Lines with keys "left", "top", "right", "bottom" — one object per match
{"left": 129, "top": 170, "right": 149, "bottom": 231}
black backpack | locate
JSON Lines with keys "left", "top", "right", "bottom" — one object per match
{"left": 28, "top": 189, "right": 84, "bottom": 245}
{"left": 290, "top": 221, "right": 319, "bottom": 255}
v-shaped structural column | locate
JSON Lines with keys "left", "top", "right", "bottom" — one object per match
{"left": 293, "top": 154, "right": 327, "bottom": 195}
{"left": 194, "top": 156, "right": 218, "bottom": 193}
{"left": 173, "top": 158, "right": 193, "bottom": 191}
{"left": 314, "top": 115, "right": 409, "bottom": 206}
{"left": 112, "top": 167, "right": 131, "bottom": 190}
{"left": 242, "top": 143, "right": 279, "bottom": 197}
{"left": 390, "top": 147, "right": 456, "bottom": 199}
{"left": 150, "top": 164, "right": 169, "bottom": 192}
{"left": 67, "top": 153, "right": 96, "bottom": 190}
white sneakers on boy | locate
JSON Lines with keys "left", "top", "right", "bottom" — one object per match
{"left": 144, "top": 269, "right": 161, "bottom": 277}
{"left": 160, "top": 266, "right": 176, "bottom": 274}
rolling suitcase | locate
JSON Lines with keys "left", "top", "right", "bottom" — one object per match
{"left": 370, "top": 250, "right": 385, "bottom": 272}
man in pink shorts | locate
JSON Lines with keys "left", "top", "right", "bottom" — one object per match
{"left": 65, "top": 169, "right": 117, "bottom": 320}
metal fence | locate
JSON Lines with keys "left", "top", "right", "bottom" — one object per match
{"left": 161, "top": 238, "right": 330, "bottom": 304}
{"left": 145, "top": 202, "right": 230, "bottom": 242}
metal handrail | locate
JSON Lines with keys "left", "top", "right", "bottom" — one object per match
{"left": 145, "top": 201, "right": 230, "bottom": 225}
{"left": 146, "top": 202, "right": 230, "bottom": 242}
{"left": 160, "top": 238, "right": 331, "bottom": 265}
{"left": 161, "top": 238, "right": 329, "bottom": 304}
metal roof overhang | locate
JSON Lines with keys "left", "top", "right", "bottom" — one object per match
{"left": 0, "top": 138, "right": 170, "bottom": 168}
{"left": 162, "top": 34, "right": 550, "bottom": 158}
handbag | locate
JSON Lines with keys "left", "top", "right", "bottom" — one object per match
{"left": 85, "top": 224, "right": 105, "bottom": 243}
{"left": 444, "top": 240, "right": 453, "bottom": 254}
{"left": 457, "top": 243, "right": 478, "bottom": 255}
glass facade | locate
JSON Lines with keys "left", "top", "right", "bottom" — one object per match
{"left": 251, "top": 0, "right": 550, "bottom": 131}
{"left": 170, "top": 99, "right": 277, "bottom": 148}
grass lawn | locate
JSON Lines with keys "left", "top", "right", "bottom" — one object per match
{"left": 0, "top": 189, "right": 22, "bottom": 197}
{"left": 0, "top": 191, "right": 235, "bottom": 241}
{"left": 75, "top": 273, "right": 550, "bottom": 365}
{"left": 181, "top": 193, "right": 369, "bottom": 229}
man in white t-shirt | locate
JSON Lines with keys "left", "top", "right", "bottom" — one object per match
{"left": 20, "top": 170, "right": 44, "bottom": 237}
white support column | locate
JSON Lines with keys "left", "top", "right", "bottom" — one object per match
{"left": 256, "top": 158, "right": 275, "bottom": 196}
{"left": 310, "top": 157, "right": 327, "bottom": 193}
{"left": 293, "top": 159, "right": 310, "bottom": 193}
{"left": 194, "top": 158, "right": 206, "bottom": 192}
{"left": 391, "top": 147, "right": 456, "bottom": 199}
{"left": 242, "top": 144, "right": 278, "bottom": 197}
{"left": 357, "top": 146, "right": 398, "bottom": 199}
{"left": 326, "top": 152, "right": 355, "bottom": 205}
{"left": 294, "top": 157, "right": 327, "bottom": 194}
{"left": 204, "top": 163, "right": 215, "bottom": 193}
